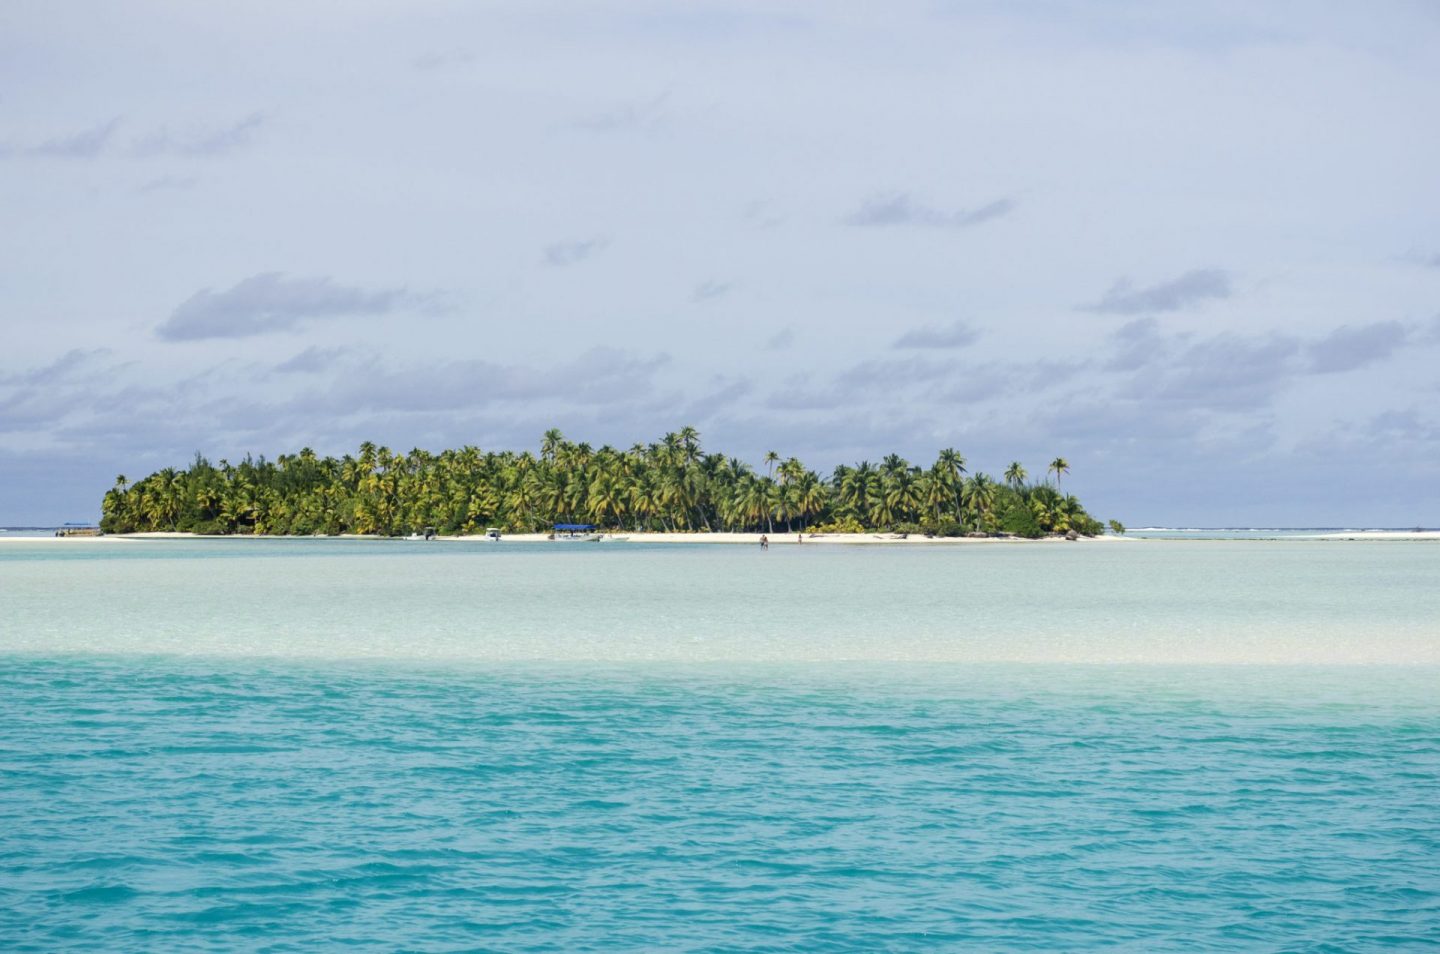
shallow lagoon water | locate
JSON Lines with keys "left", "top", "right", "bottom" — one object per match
{"left": 2, "top": 540, "right": 1438, "bottom": 950}
{"left": 4, "top": 538, "right": 1438, "bottom": 663}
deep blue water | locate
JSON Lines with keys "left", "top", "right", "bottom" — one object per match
{"left": 3, "top": 658, "right": 1437, "bottom": 951}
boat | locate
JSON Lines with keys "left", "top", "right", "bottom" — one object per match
{"left": 404, "top": 526, "right": 437, "bottom": 541}
{"left": 551, "top": 523, "right": 602, "bottom": 542}
{"left": 485, "top": 528, "right": 501, "bottom": 541}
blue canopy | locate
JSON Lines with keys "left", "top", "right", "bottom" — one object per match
{"left": 553, "top": 523, "right": 595, "bottom": 531}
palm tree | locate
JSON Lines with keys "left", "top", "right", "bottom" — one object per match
{"left": 763, "top": 450, "right": 780, "bottom": 479}
{"left": 1004, "top": 461, "right": 1027, "bottom": 488}
{"left": 1048, "top": 457, "right": 1070, "bottom": 492}
{"left": 934, "top": 448, "right": 967, "bottom": 519}
{"left": 962, "top": 474, "right": 997, "bottom": 532}
{"left": 541, "top": 428, "right": 565, "bottom": 463}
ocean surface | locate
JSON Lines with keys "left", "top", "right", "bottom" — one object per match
{"left": 2, "top": 539, "right": 1438, "bottom": 950}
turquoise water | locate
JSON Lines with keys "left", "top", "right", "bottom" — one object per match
{"left": 2, "top": 540, "right": 1438, "bottom": 949}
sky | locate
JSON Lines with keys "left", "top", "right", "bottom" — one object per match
{"left": 2, "top": 1, "right": 1439, "bottom": 527}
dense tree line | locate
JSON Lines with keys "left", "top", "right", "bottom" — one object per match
{"left": 100, "top": 428, "right": 1108, "bottom": 537}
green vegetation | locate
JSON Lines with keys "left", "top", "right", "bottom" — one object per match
{"left": 100, "top": 428, "right": 1108, "bottom": 537}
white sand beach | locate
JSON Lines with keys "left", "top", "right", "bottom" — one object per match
{"left": 445, "top": 531, "right": 1130, "bottom": 545}
{"left": 11, "top": 530, "right": 1436, "bottom": 545}
{"left": 1, "top": 530, "right": 1130, "bottom": 545}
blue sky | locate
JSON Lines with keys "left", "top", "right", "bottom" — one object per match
{"left": 2, "top": 1, "right": 1438, "bottom": 526}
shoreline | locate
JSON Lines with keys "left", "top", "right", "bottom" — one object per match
{"left": 0, "top": 530, "right": 1130, "bottom": 545}
{"left": 4, "top": 529, "right": 1438, "bottom": 544}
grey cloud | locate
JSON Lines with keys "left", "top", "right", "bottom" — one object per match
{"left": 1127, "top": 332, "right": 1301, "bottom": 410}
{"left": 836, "top": 356, "right": 955, "bottom": 391}
{"left": 132, "top": 113, "right": 264, "bottom": 157}
{"left": 0, "top": 349, "right": 108, "bottom": 387}
{"left": 17, "top": 347, "right": 669, "bottom": 465}
{"left": 742, "top": 200, "right": 784, "bottom": 229}
{"left": 1104, "top": 318, "right": 1176, "bottom": 371}
{"left": 1306, "top": 321, "right": 1408, "bottom": 374}
{"left": 691, "top": 280, "right": 731, "bottom": 303}
{"left": 1033, "top": 395, "right": 1210, "bottom": 446}
{"left": 942, "top": 359, "right": 1086, "bottom": 403}
{"left": 769, "top": 353, "right": 1081, "bottom": 412}
{"left": 275, "top": 346, "right": 350, "bottom": 374}
{"left": 765, "top": 328, "right": 795, "bottom": 351}
{"left": 1365, "top": 409, "right": 1440, "bottom": 442}
{"left": 317, "top": 348, "right": 669, "bottom": 414}
{"left": 157, "top": 273, "right": 416, "bottom": 341}
{"left": 845, "top": 193, "right": 1015, "bottom": 228}
{"left": 893, "top": 320, "right": 980, "bottom": 349}
{"left": 573, "top": 92, "right": 669, "bottom": 132}
{"left": 1084, "top": 268, "right": 1232, "bottom": 315}
{"left": 543, "top": 238, "right": 608, "bottom": 267}
{"left": 1423, "top": 315, "right": 1440, "bottom": 345}
{"left": 765, "top": 377, "right": 843, "bottom": 411}
{"left": 681, "top": 379, "right": 753, "bottom": 422}
{"left": 1, "top": 119, "right": 120, "bottom": 159}
{"left": 939, "top": 364, "right": 1016, "bottom": 403}
{"left": 1104, "top": 315, "right": 1418, "bottom": 413}
{"left": 0, "top": 350, "right": 124, "bottom": 431}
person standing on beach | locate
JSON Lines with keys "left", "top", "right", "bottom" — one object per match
{"left": 760, "top": 534, "right": 769, "bottom": 549}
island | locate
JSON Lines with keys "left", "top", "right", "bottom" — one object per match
{"left": 99, "top": 428, "right": 1113, "bottom": 539}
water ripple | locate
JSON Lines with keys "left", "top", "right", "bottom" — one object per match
{"left": 0, "top": 659, "right": 1436, "bottom": 950}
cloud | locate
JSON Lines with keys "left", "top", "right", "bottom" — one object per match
{"left": 764, "top": 379, "right": 843, "bottom": 411}
{"left": 157, "top": 273, "right": 417, "bottom": 341}
{"left": 1122, "top": 329, "right": 1300, "bottom": 411}
{"left": 1422, "top": 315, "right": 1440, "bottom": 345}
{"left": 765, "top": 328, "right": 795, "bottom": 351}
{"left": 845, "top": 193, "right": 1015, "bottom": 228}
{"left": 573, "top": 92, "right": 670, "bottom": 132}
{"left": 132, "top": 113, "right": 264, "bottom": 157}
{"left": 0, "top": 349, "right": 109, "bottom": 387}
{"left": 317, "top": 348, "right": 670, "bottom": 413}
{"left": 1101, "top": 315, "right": 1420, "bottom": 412}
{"left": 137, "top": 174, "right": 198, "bottom": 194}
{"left": 543, "top": 238, "right": 608, "bottom": 267}
{"left": 893, "top": 320, "right": 980, "bottom": 349}
{"left": 275, "top": 346, "right": 350, "bottom": 374}
{"left": 1, "top": 119, "right": 120, "bottom": 159}
{"left": 1104, "top": 318, "right": 1174, "bottom": 371}
{"left": 691, "top": 280, "right": 731, "bottom": 303}
{"left": 742, "top": 200, "right": 784, "bottom": 229}
{"left": 681, "top": 379, "right": 753, "bottom": 422}
{"left": 1083, "top": 268, "right": 1233, "bottom": 315}
{"left": 1306, "top": 321, "right": 1409, "bottom": 374}
{"left": 836, "top": 356, "right": 955, "bottom": 392}
{"left": 0, "top": 350, "right": 124, "bottom": 432}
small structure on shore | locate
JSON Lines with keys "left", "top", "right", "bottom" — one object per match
{"left": 552, "top": 523, "right": 602, "bottom": 542}
{"left": 55, "top": 523, "right": 102, "bottom": 537}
